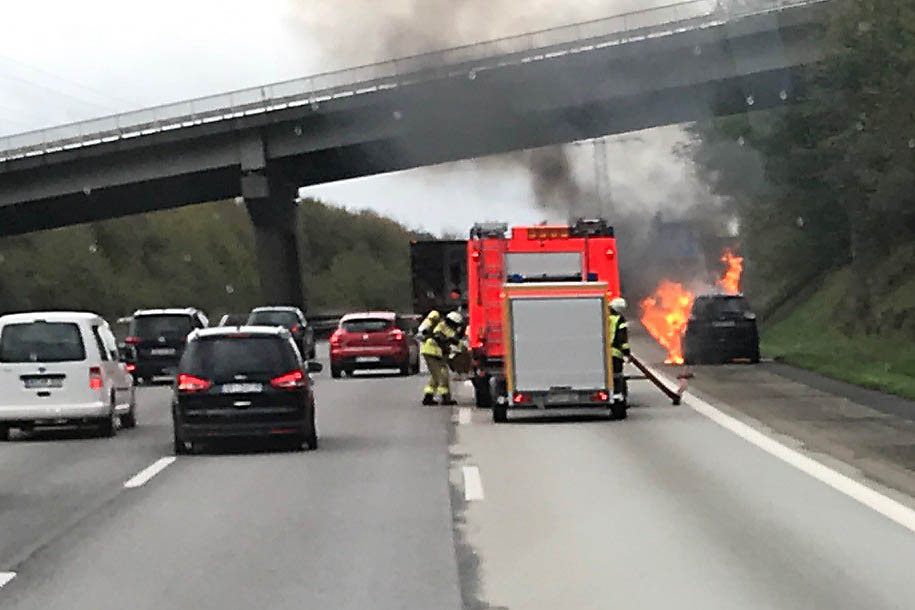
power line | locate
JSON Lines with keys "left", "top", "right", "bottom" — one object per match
{"left": 0, "top": 53, "right": 142, "bottom": 108}
{"left": 0, "top": 70, "right": 118, "bottom": 112}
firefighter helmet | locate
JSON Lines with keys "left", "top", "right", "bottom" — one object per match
{"left": 446, "top": 311, "right": 464, "bottom": 326}
{"left": 610, "top": 298, "right": 627, "bottom": 313}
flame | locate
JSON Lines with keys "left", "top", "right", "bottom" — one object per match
{"left": 639, "top": 280, "right": 695, "bottom": 365}
{"left": 717, "top": 248, "right": 743, "bottom": 295}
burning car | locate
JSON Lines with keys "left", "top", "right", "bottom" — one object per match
{"left": 683, "top": 294, "right": 760, "bottom": 364}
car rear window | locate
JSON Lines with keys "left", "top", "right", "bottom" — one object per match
{"left": 713, "top": 298, "right": 749, "bottom": 315}
{"left": 341, "top": 318, "right": 393, "bottom": 333}
{"left": 247, "top": 311, "right": 299, "bottom": 327}
{"left": 180, "top": 336, "right": 296, "bottom": 379}
{"left": 131, "top": 315, "right": 193, "bottom": 338}
{"left": 0, "top": 322, "right": 86, "bottom": 363}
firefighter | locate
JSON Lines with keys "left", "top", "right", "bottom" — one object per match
{"left": 420, "top": 311, "right": 463, "bottom": 405}
{"left": 609, "top": 297, "right": 631, "bottom": 402}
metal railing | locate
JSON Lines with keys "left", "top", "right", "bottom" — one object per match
{"left": 0, "top": 0, "right": 824, "bottom": 162}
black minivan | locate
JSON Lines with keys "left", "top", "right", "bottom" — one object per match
{"left": 683, "top": 294, "right": 760, "bottom": 364}
{"left": 127, "top": 308, "right": 208, "bottom": 384}
{"left": 171, "top": 326, "right": 321, "bottom": 453}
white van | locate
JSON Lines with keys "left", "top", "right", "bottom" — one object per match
{"left": 0, "top": 312, "right": 135, "bottom": 439}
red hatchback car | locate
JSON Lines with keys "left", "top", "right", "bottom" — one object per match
{"left": 329, "top": 312, "right": 420, "bottom": 378}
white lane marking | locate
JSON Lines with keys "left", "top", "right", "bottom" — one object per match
{"left": 463, "top": 465, "right": 485, "bottom": 501}
{"left": 647, "top": 364, "right": 915, "bottom": 534}
{"left": 124, "top": 457, "right": 177, "bottom": 489}
{"left": 0, "top": 572, "right": 15, "bottom": 589}
{"left": 458, "top": 407, "right": 473, "bottom": 425}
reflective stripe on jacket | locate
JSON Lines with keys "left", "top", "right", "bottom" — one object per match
{"left": 421, "top": 319, "right": 459, "bottom": 358}
{"left": 609, "top": 313, "right": 631, "bottom": 360}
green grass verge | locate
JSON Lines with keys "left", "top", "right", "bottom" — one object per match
{"left": 762, "top": 267, "right": 915, "bottom": 401}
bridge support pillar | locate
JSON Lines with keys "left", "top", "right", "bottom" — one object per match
{"left": 243, "top": 171, "right": 305, "bottom": 309}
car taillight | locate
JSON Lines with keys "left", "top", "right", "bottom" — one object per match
{"left": 126, "top": 363, "right": 136, "bottom": 373}
{"left": 291, "top": 324, "right": 301, "bottom": 334}
{"left": 512, "top": 392, "right": 528, "bottom": 404}
{"left": 177, "top": 374, "right": 212, "bottom": 393}
{"left": 89, "top": 366, "right": 103, "bottom": 390}
{"left": 270, "top": 370, "right": 306, "bottom": 390}
{"left": 591, "top": 391, "right": 609, "bottom": 402}
{"left": 125, "top": 336, "right": 141, "bottom": 345}
{"left": 330, "top": 330, "right": 342, "bottom": 346}
{"left": 391, "top": 329, "right": 404, "bottom": 342}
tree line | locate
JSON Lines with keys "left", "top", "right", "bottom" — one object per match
{"left": 0, "top": 197, "right": 419, "bottom": 320}
{"left": 684, "top": 0, "right": 915, "bottom": 332}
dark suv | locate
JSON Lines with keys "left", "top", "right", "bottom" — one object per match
{"left": 684, "top": 294, "right": 760, "bottom": 364}
{"left": 127, "top": 308, "right": 208, "bottom": 384}
{"left": 172, "top": 326, "right": 322, "bottom": 453}
{"left": 247, "top": 306, "right": 315, "bottom": 360}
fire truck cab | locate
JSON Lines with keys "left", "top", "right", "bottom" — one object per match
{"left": 467, "top": 219, "right": 622, "bottom": 409}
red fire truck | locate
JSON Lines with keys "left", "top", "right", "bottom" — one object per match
{"left": 467, "top": 219, "right": 622, "bottom": 409}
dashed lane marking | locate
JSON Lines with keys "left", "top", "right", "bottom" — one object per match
{"left": 463, "top": 465, "right": 485, "bottom": 501}
{"left": 124, "top": 457, "right": 177, "bottom": 489}
{"left": 0, "top": 572, "right": 16, "bottom": 589}
{"left": 458, "top": 407, "right": 473, "bottom": 425}
{"left": 647, "top": 364, "right": 915, "bottom": 535}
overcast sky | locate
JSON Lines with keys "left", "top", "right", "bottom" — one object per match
{"left": 0, "top": 0, "right": 714, "bottom": 235}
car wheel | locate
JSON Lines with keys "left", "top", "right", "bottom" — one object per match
{"left": 473, "top": 376, "right": 493, "bottom": 409}
{"left": 306, "top": 426, "right": 318, "bottom": 451}
{"left": 331, "top": 366, "right": 342, "bottom": 379}
{"left": 0, "top": 424, "right": 10, "bottom": 441}
{"left": 399, "top": 361, "right": 411, "bottom": 376}
{"left": 98, "top": 405, "right": 118, "bottom": 438}
{"left": 173, "top": 427, "right": 190, "bottom": 454}
{"left": 493, "top": 402, "right": 507, "bottom": 423}
{"left": 120, "top": 389, "right": 138, "bottom": 429}
{"left": 611, "top": 404, "right": 628, "bottom": 420}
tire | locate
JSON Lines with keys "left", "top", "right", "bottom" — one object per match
{"left": 399, "top": 360, "right": 411, "bottom": 376}
{"left": 492, "top": 402, "right": 507, "bottom": 423}
{"left": 611, "top": 404, "right": 628, "bottom": 420}
{"left": 306, "top": 425, "right": 318, "bottom": 451}
{"left": 331, "top": 366, "right": 342, "bottom": 379}
{"left": 120, "top": 389, "right": 138, "bottom": 429}
{"left": 473, "top": 375, "right": 493, "bottom": 409}
{"left": 98, "top": 406, "right": 117, "bottom": 438}
{"left": 0, "top": 425, "right": 10, "bottom": 441}
{"left": 411, "top": 358, "right": 420, "bottom": 375}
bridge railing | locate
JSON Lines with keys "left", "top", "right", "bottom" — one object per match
{"left": 0, "top": 0, "right": 823, "bottom": 162}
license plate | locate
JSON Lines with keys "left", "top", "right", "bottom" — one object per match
{"left": 24, "top": 377, "right": 63, "bottom": 389}
{"left": 150, "top": 348, "right": 177, "bottom": 356}
{"left": 356, "top": 356, "right": 380, "bottom": 363}
{"left": 549, "top": 392, "right": 576, "bottom": 403}
{"left": 221, "top": 383, "right": 263, "bottom": 394}
{"left": 712, "top": 321, "right": 736, "bottom": 328}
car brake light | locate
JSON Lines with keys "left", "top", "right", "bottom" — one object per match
{"left": 391, "top": 329, "right": 404, "bottom": 342}
{"left": 125, "top": 336, "right": 141, "bottom": 344}
{"left": 291, "top": 324, "right": 301, "bottom": 334}
{"left": 177, "top": 374, "right": 212, "bottom": 392}
{"left": 330, "top": 330, "right": 342, "bottom": 346}
{"left": 126, "top": 363, "right": 136, "bottom": 373}
{"left": 270, "top": 370, "right": 306, "bottom": 389}
{"left": 591, "top": 391, "right": 609, "bottom": 402}
{"left": 512, "top": 392, "right": 528, "bottom": 404}
{"left": 89, "top": 366, "right": 103, "bottom": 390}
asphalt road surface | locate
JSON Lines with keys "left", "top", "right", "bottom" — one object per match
{"left": 2, "top": 344, "right": 915, "bottom": 609}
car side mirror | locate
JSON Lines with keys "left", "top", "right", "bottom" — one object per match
{"left": 307, "top": 361, "right": 323, "bottom": 373}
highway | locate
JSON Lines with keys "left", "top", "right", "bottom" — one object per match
{"left": 2, "top": 344, "right": 915, "bottom": 608}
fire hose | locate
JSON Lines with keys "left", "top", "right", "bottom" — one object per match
{"left": 626, "top": 354, "right": 692, "bottom": 406}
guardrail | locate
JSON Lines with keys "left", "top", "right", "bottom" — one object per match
{"left": 0, "top": 0, "right": 825, "bottom": 162}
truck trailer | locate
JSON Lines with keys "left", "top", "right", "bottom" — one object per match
{"left": 496, "top": 281, "right": 626, "bottom": 422}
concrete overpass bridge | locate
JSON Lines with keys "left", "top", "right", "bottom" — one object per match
{"left": 0, "top": 0, "right": 829, "bottom": 306}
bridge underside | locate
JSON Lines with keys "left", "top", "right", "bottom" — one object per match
{"left": 0, "top": 4, "right": 826, "bottom": 307}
